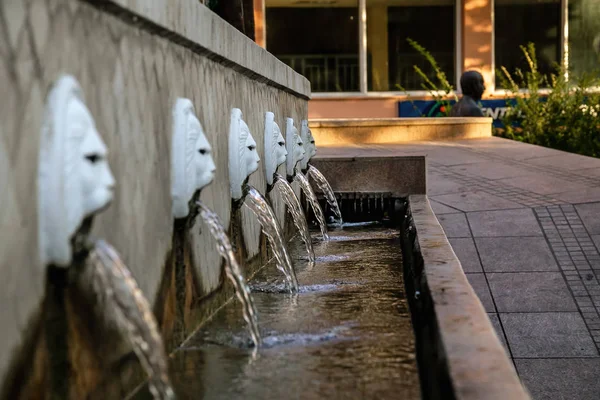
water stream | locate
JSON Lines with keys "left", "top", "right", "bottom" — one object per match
{"left": 244, "top": 186, "right": 299, "bottom": 293}
{"left": 132, "top": 226, "right": 419, "bottom": 399}
{"left": 274, "top": 173, "right": 315, "bottom": 262}
{"left": 197, "top": 201, "right": 261, "bottom": 348}
{"left": 294, "top": 169, "right": 329, "bottom": 241}
{"left": 89, "top": 240, "right": 176, "bottom": 400}
{"left": 308, "top": 165, "right": 344, "bottom": 226}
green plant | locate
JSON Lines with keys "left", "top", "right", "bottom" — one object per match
{"left": 498, "top": 43, "right": 600, "bottom": 157}
{"left": 406, "top": 38, "right": 457, "bottom": 116}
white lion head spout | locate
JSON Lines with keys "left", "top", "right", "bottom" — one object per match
{"left": 285, "top": 118, "right": 305, "bottom": 178}
{"left": 171, "top": 98, "right": 216, "bottom": 219}
{"left": 299, "top": 119, "right": 316, "bottom": 171}
{"left": 229, "top": 108, "right": 260, "bottom": 200}
{"left": 38, "top": 75, "right": 116, "bottom": 267}
{"left": 264, "top": 112, "right": 287, "bottom": 186}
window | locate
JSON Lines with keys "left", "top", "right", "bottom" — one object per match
{"left": 265, "top": 1, "right": 360, "bottom": 93}
{"left": 569, "top": 0, "right": 600, "bottom": 77}
{"left": 495, "top": 0, "right": 561, "bottom": 87}
{"left": 368, "top": 0, "right": 456, "bottom": 91}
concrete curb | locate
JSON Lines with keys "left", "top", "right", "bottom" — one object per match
{"left": 404, "top": 195, "right": 530, "bottom": 400}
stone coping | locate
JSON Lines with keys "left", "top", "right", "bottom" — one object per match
{"left": 408, "top": 195, "right": 530, "bottom": 400}
{"left": 94, "top": 0, "right": 311, "bottom": 98}
{"left": 310, "top": 156, "right": 426, "bottom": 197}
{"left": 310, "top": 117, "right": 493, "bottom": 128}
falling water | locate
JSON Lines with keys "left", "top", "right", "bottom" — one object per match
{"left": 308, "top": 165, "right": 344, "bottom": 226}
{"left": 196, "top": 201, "right": 262, "bottom": 348}
{"left": 274, "top": 173, "right": 315, "bottom": 262}
{"left": 88, "top": 240, "right": 176, "bottom": 400}
{"left": 244, "top": 186, "right": 299, "bottom": 293}
{"left": 294, "top": 169, "right": 330, "bottom": 241}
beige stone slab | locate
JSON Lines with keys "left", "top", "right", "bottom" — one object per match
{"left": 447, "top": 161, "right": 538, "bottom": 180}
{"left": 310, "top": 117, "right": 492, "bottom": 146}
{"left": 431, "top": 191, "right": 522, "bottom": 212}
{"left": 525, "top": 153, "right": 600, "bottom": 171}
{"left": 449, "top": 137, "right": 565, "bottom": 161}
{"left": 553, "top": 187, "right": 600, "bottom": 204}
{"left": 496, "top": 174, "right": 590, "bottom": 195}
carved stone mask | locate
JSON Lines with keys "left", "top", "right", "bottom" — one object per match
{"left": 38, "top": 75, "right": 116, "bottom": 267}
{"left": 229, "top": 108, "right": 260, "bottom": 200}
{"left": 264, "top": 112, "right": 287, "bottom": 186}
{"left": 171, "top": 98, "right": 216, "bottom": 219}
{"left": 299, "top": 120, "right": 316, "bottom": 170}
{"left": 285, "top": 118, "right": 305, "bottom": 177}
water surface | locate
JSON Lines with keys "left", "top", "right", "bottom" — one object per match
{"left": 136, "top": 226, "right": 419, "bottom": 399}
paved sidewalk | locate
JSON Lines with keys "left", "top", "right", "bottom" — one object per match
{"left": 319, "top": 137, "right": 600, "bottom": 399}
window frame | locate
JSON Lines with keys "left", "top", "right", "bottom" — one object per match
{"left": 313, "top": 0, "right": 463, "bottom": 96}
{"left": 310, "top": 0, "right": 576, "bottom": 98}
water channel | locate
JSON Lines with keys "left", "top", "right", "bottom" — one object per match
{"left": 133, "top": 225, "right": 419, "bottom": 399}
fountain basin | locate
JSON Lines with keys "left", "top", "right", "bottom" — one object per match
{"left": 132, "top": 226, "right": 421, "bottom": 399}
{"left": 305, "top": 153, "right": 529, "bottom": 399}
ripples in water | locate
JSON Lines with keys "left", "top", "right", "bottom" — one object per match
{"left": 132, "top": 226, "right": 419, "bottom": 400}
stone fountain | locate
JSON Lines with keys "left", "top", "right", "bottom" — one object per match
{"left": 264, "top": 112, "right": 314, "bottom": 261}
{"left": 170, "top": 100, "right": 260, "bottom": 348}
{"left": 229, "top": 109, "right": 298, "bottom": 292}
{"left": 37, "top": 75, "right": 175, "bottom": 400}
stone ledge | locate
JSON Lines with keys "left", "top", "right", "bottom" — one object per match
{"left": 91, "top": 0, "right": 311, "bottom": 99}
{"left": 309, "top": 118, "right": 492, "bottom": 145}
{"left": 405, "top": 195, "right": 530, "bottom": 400}
{"left": 310, "top": 156, "right": 427, "bottom": 197}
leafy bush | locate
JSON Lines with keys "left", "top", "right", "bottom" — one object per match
{"left": 497, "top": 43, "right": 600, "bottom": 157}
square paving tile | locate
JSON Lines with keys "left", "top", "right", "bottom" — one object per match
{"left": 427, "top": 174, "right": 470, "bottom": 196}
{"left": 576, "top": 203, "right": 600, "bottom": 234}
{"left": 497, "top": 174, "right": 589, "bottom": 195}
{"left": 516, "top": 358, "right": 600, "bottom": 400}
{"left": 576, "top": 167, "right": 600, "bottom": 178}
{"left": 466, "top": 138, "right": 563, "bottom": 160}
{"left": 431, "top": 191, "right": 522, "bottom": 212}
{"left": 488, "top": 313, "right": 510, "bottom": 355}
{"left": 526, "top": 153, "right": 600, "bottom": 171}
{"left": 467, "top": 209, "right": 543, "bottom": 237}
{"left": 475, "top": 237, "right": 558, "bottom": 272}
{"left": 488, "top": 272, "right": 577, "bottom": 312}
{"left": 447, "top": 162, "right": 538, "bottom": 180}
{"left": 553, "top": 187, "right": 600, "bottom": 204}
{"left": 437, "top": 213, "right": 471, "bottom": 238}
{"left": 421, "top": 148, "right": 491, "bottom": 166}
{"left": 429, "top": 200, "right": 460, "bottom": 215}
{"left": 449, "top": 238, "right": 482, "bottom": 273}
{"left": 501, "top": 312, "right": 597, "bottom": 357}
{"left": 465, "top": 273, "right": 495, "bottom": 312}
{"left": 591, "top": 235, "right": 600, "bottom": 250}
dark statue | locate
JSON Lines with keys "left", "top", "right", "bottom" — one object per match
{"left": 450, "top": 71, "right": 486, "bottom": 117}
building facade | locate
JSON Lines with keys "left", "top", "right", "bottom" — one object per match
{"left": 253, "top": 0, "right": 600, "bottom": 119}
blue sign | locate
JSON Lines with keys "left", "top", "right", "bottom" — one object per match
{"left": 398, "top": 98, "right": 518, "bottom": 128}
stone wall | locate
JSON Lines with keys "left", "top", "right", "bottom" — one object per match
{"left": 0, "top": 0, "right": 309, "bottom": 394}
